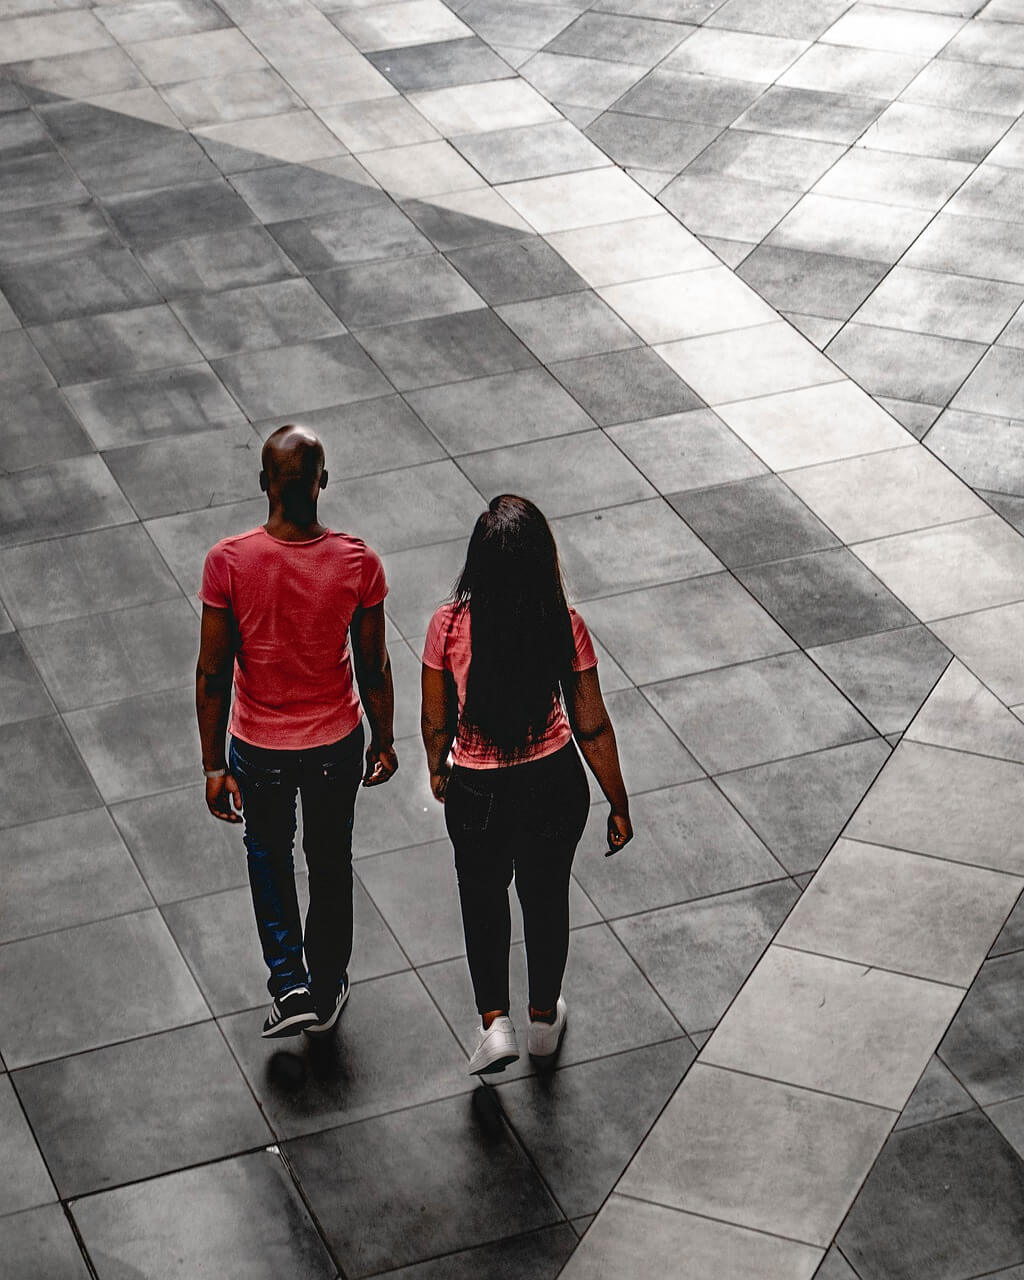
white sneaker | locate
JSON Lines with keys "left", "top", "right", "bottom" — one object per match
{"left": 528, "top": 997, "right": 567, "bottom": 1058}
{"left": 467, "top": 1016, "right": 519, "bottom": 1075}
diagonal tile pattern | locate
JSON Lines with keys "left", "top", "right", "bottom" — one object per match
{"left": 3, "top": 0, "right": 1024, "bottom": 1275}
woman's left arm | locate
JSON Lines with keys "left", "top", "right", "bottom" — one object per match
{"left": 421, "top": 664, "right": 456, "bottom": 802}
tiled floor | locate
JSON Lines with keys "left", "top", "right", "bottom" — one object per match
{"left": 3, "top": 0, "right": 1024, "bottom": 1276}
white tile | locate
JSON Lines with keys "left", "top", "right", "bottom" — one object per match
{"left": 703, "top": 946, "right": 962, "bottom": 1109}
{"left": 716, "top": 380, "right": 909, "bottom": 470}
{"left": 821, "top": 4, "right": 965, "bottom": 55}
{"left": 126, "top": 29, "right": 268, "bottom": 83}
{"left": 854, "top": 515, "right": 1024, "bottom": 620}
{"left": 778, "top": 836, "right": 1020, "bottom": 986}
{"left": 932, "top": 601, "right": 1024, "bottom": 705}
{"left": 768, "top": 193, "right": 933, "bottom": 260}
{"left": 358, "top": 139, "right": 485, "bottom": 198}
{"left": 546, "top": 215, "right": 715, "bottom": 286}
{"left": 813, "top": 148, "right": 973, "bottom": 211}
{"left": 598, "top": 267, "right": 775, "bottom": 344}
{"left": 86, "top": 85, "right": 185, "bottom": 128}
{"left": 334, "top": 0, "right": 471, "bottom": 49}
{"left": 906, "top": 657, "right": 1024, "bottom": 765}
{"left": 498, "top": 167, "right": 658, "bottom": 233}
{"left": 411, "top": 79, "right": 560, "bottom": 135}
{"left": 779, "top": 42, "right": 927, "bottom": 96}
{"left": 664, "top": 26, "right": 808, "bottom": 82}
{"left": 280, "top": 55, "right": 397, "bottom": 106}
{"left": 0, "top": 10, "right": 113, "bottom": 61}
{"left": 782, "top": 446, "right": 987, "bottom": 543}
{"left": 243, "top": 12, "right": 356, "bottom": 63}
{"left": 656, "top": 321, "right": 840, "bottom": 403}
{"left": 196, "top": 110, "right": 346, "bottom": 161}
{"left": 319, "top": 96, "right": 439, "bottom": 149}
{"left": 415, "top": 186, "right": 531, "bottom": 232}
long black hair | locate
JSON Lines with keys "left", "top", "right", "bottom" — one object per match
{"left": 453, "top": 495, "right": 576, "bottom": 762}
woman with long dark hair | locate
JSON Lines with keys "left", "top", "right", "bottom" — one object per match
{"left": 421, "top": 495, "right": 633, "bottom": 1075}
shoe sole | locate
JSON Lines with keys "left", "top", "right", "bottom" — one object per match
{"left": 469, "top": 1050, "right": 519, "bottom": 1076}
{"left": 262, "top": 1010, "right": 318, "bottom": 1039}
{"left": 528, "top": 1017, "right": 567, "bottom": 1058}
{"left": 304, "top": 987, "right": 351, "bottom": 1036}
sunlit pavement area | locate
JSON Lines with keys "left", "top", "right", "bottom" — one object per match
{"left": 5, "top": 0, "right": 1024, "bottom": 1275}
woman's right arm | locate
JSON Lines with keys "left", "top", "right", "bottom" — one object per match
{"left": 564, "top": 668, "right": 633, "bottom": 856}
{"left": 421, "top": 664, "right": 456, "bottom": 802}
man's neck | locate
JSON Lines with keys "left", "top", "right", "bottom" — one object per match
{"left": 263, "top": 508, "right": 327, "bottom": 543}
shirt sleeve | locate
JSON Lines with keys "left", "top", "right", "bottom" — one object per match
{"left": 421, "top": 606, "right": 451, "bottom": 670}
{"left": 198, "top": 543, "right": 231, "bottom": 610}
{"left": 570, "top": 608, "right": 599, "bottom": 672}
{"left": 359, "top": 545, "right": 388, "bottom": 608}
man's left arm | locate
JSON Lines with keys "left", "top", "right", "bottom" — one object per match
{"left": 351, "top": 602, "right": 398, "bottom": 787}
{"left": 197, "top": 603, "right": 242, "bottom": 822}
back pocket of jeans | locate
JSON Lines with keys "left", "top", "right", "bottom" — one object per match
{"left": 446, "top": 775, "right": 493, "bottom": 833}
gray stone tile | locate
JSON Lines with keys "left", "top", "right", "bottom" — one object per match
{"left": 72, "top": 1152, "right": 336, "bottom": 1280}
{"left": 0, "top": 1075, "right": 55, "bottom": 1216}
{"left": 847, "top": 740, "right": 1024, "bottom": 875}
{"left": 286, "top": 1091, "right": 558, "bottom": 1275}
{"left": 103, "top": 179, "right": 258, "bottom": 247}
{"left": 458, "top": 430, "right": 653, "bottom": 514}
{"left": 896, "top": 1054, "right": 976, "bottom": 1130}
{"left": 554, "top": 497, "right": 719, "bottom": 598}
{"left": 926, "top": 411, "right": 1024, "bottom": 496}
{"left": 600, "top": 687, "right": 704, "bottom": 795}
{"left": 668, "top": 474, "right": 839, "bottom": 568}
{"left": 940, "top": 950, "right": 1024, "bottom": 1105}
{"left": 0, "top": 633, "right": 51, "bottom": 725}
{"left": 614, "top": 879, "right": 799, "bottom": 1031}
{"left": 0, "top": 329, "right": 53, "bottom": 392}
{"left": 734, "top": 84, "right": 885, "bottom": 143}
{"left": 349, "top": 733, "right": 449, "bottom": 854}
{"left": 663, "top": 24, "right": 807, "bottom": 81}
{"left": 519, "top": 51, "right": 646, "bottom": 110}
{"left": 367, "top": 37, "right": 513, "bottom": 91}
{"left": 814, "top": 147, "right": 971, "bottom": 212}
{"left": 406, "top": 366, "right": 593, "bottom": 451}
{"left": 161, "top": 67, "right": 302, "bottom": 129}
{"left": 737, "top": 245, "right": 887, "bottom": 319}
{"left": 15, "top": 1021, "right": 271, "bottom": 1197}
{"left": 862, "top": 99, "right": 1010, "bottom": 162}
{"left": 855, "top": 266, "right": 1024, "bottom": 343}
{"left": 574, "top": 779, "right": 783, "bottom": 916}
{"left": 355, "top": 309, "right": 534, "bottom": 390}
{"left": 952, "top": 345, "right": 1024, "bottom": 418}
{"left": 65, "top": 685, "right": 199, "bottom": 805}
{"left": 0, "top": 1204, "right": 90, "bottom": 1280}
{"left": 9, "top": 47, "right": 147, "bottom": 103}
{"left": 903, "top": 56, "right": 1024, "bottom": 115}
{"left": 399, "top": 193, "right": 531, "bottom": 253}
{"left": 545, "top": 11, "right": 690, "bottom": 62}
{"left": 496, "top": 289, "right": 641, "bottom": 362}
{"left": 29, "top": 304, "right": 201, "bottom": 385}
{"left": 459, "top": 0, "right": 580, "bottom": 49}
{"left": 550, "top": 346, "right": 701, "bottom": 425}
{"left": 0, "top": 524, "right": 180, "bottom": 630}
{"left": 0, "top": 808, "right": 151, "bottom": 943}
{"left": 0, "top": 909, "right": 207, "bottom": 1068}
{"left": 447, "top": 236, "right": 586, "bottom": 304}
{"left": 143, "top": 496, "right": 270, "bottom": 600}
{"left": 420, "top": 922, "right": 684, "bottom": 1074}
{"left": 807, "top": 626, "right": 950, "bottom": 735}
{"left": 648, "top": 651, "right": 878, "bottom": 774}
{"left": 716, "top": 738, "right": 890, "bottom": 875}
{"left": 768, "top": 192, "right": 932, "bottom": 262}
{"left": 686, "top": 128, "right": 844, "bottom": 188}
{"left": 0, "top": 715, "right": 101, "bottom": 828}
{"left": 608, "top": 407, "right": 766, "bottom": 492}
{"left": 614, "top": 67, "right": 763, "bottom": 125}
{"left": 96, "top": 0, "right": 230, "bottom": 42}
{"left": 583, "top": 573, "right": 794, "bottom": 683}
{"left": 0, "top": 246, "right": 160, "bottom": 323}
{"left": 213, "top": 334, "right": 391, "bottom": 417}
{"left": 22, "top": 598, "right": 197, "bottom": 711}
{"left": 65, "top": 363, "right": 243, "bottom": 450}
{"left": 737, "top": 547, "right": 918, "bottom": 648}
{"left": 312, "top": 253, "right": 482, "bottom": 329}
{"left": 137, "top": 225, "right": 301, "bottom": 298}
{"left": 621, "top": 1062, "right": 893, "bottom": 1246}
{"left": 169, "top": 278, "right": 344, "bottom": 359}
{"left": 877, "top": 397, "right": 941, "bottom": 439}
{"left": 110, "top": 783, "right": 250, "bottom": 904}
{"left": 0, "top": 151, "right": 88, "bottom": 214}
{"left": 452, "top": 118, "right": 608, "bottom": 182}
{"left": 371, "top": 1225, "right": 578, "bottom": 1280}
{"left": 0, "top": 200, "right": 116, "bottom": 268}
{"left": 904, "top": 213, "right": 1024, "bottom": 286}
{"left": 231, "top": 162, "right": 384, "bottom": 224}
{"left": 838, "top": 1111, "right": 1024, "bottom": 1280}
{"left": 828, "top": 323, "right": 985, "bottom": 405}
{"left": 660, "top": 172, "right": 802, "bottom": 241}
{"left": 584, "top": 111, "right": 718, "bottom": 170}
{"left": 496, "top": 1039, "right": 696, "bottom": 1217}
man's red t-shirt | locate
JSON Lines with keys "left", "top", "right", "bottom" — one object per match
{"left": 200, "top": 527, "right": 387, "bottom": 751}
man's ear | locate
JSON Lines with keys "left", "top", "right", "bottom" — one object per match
{"left": 320, "top": 470, "right": 328, "bottom": 490}
{"left": 258, "top": 470, "right": 268, "bottom": 493}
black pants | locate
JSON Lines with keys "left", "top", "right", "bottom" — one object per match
{"left": 229, "top": 724, "right": 364, "bottom": 1003}
{"left": 445, "top": 742, "right": 591, "bottom": 1015}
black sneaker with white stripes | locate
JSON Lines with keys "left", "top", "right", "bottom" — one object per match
{"left": 262, "top": 986, "right": 317, "bottom": 1038}
{"left": 304, "top": 975, "right": 350, "bottom": 1036}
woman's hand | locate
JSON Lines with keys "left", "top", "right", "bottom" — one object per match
{"left": 606, "top": 809, "right": 632, "bottom": 857}
{"left": 430, "top": 765, "right": 450, "bottom": 803}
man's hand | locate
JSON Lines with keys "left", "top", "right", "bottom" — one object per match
{"left": 364, "top": 742, "right": 398, "bottom": 787}
{"left": 206, "top": 773, "right": 243, "bottom": 823}
{"left": 606, "top": 809, "right": 633, "bottom": 857}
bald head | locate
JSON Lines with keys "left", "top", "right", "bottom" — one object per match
{"left": 260, "top": 424, "right": 327, "bottom": 523}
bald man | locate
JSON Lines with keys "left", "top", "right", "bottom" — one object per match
{"left": 196, "top": 425, "right": 397, "bottom": 1038}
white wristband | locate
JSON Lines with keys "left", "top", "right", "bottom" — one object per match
{"left": 203, "top": 767, "right": 228, "bottom": 779}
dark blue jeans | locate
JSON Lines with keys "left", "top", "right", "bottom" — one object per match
{"left": 229, "top": 724, "right": 364, "bottom": 1002}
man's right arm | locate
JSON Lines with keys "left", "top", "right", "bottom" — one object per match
{"left": 196, "top": 603, "right": 242, "bottom": 823}
{"left": 351, "top": 602, "right": 398, "bottom": 787}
